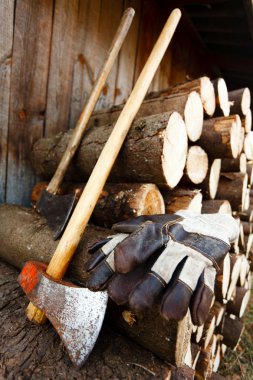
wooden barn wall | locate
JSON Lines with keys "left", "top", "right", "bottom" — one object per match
{"left": 0, "top": 0, "right": 212, "bottom": 206}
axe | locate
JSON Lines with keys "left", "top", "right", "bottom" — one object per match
{"left": 36, "top": 7, "right": 135, "bottom": 240}
{"left": 19, "top": 8, "right": 181, "bottom": 368}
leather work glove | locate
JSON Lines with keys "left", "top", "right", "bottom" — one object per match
{"left": 85, "top": 212, "right": 239, "bottom": 326}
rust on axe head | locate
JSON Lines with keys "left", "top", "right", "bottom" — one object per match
{"left": 36, "top": 190, "right": 77, "bottom": 240}
{"left": 18, "top": 261, "right": 108, "bottom": 368}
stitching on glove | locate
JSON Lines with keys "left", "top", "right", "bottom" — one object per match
{"left": 149, "top": 271, "right": 167, "bottom": 288}
{"left": 177, "top": 278, "right": 193, "bottom": 293}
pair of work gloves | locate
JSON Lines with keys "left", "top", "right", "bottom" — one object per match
{"left": 85, "top": 211, "right": 239, "bottom": 326}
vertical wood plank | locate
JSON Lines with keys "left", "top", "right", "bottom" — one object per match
{"left": 113, "top": 0, "right": 141, "bottom": 106}
{"left": 45, "top": 0, "right": 79, "bottom": 136}
{"left": 6, "top": 0, "right": 53, "bottom": 205}
{"left": 69, "top": 0, "right": 102, "bottom": 128}
{"left": 0, "top": 0, "right": 15, "bottom": 203}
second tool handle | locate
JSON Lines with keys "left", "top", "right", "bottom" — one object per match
{"left": 47, "top": 7, "right": 135, "bottom": 194}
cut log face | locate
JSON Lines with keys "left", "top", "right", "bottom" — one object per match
{"left": 184, "top": 146, "right": 208, "bottom": 184}
{"left": 31, "top": 111, "right": 188, "bottom": 188}
{"left": 242, "top": 109, "right": 252, "bottom": 133}
{"left": 244, "top": 131, "right": 253, "bottom": 160}
{"left": 212, "top": 78, "right": 230, "bottom": 117}
{"left": 229, "top": 87, "right": 251, "bottom": 116}
{"left": 184, "top": 91, "right": 203, "bottom": 141}
{"left": 215, "top": 253, "right": 231, "bottom": 302}
{"left": 204, "top": 159, "right": 221, "bottom": 200}
{"left": 201, "top": 200, "right": 232, "bottom": 215}
{"left": 162, "top": 188, "right": 202, "bottom": 214}
{"left": 227, "top": 255, "right": 243, "bottom": 301}
{"left": 198, "top": 115, "right": 241, "bottom": 159}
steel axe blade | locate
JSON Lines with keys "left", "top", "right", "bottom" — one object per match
{"left": 18, "top": 261, "right": 108, "bottom": 368}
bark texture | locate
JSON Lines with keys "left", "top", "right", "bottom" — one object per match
{"left": 31, "top": 112, "right": 187, "bottom": 188}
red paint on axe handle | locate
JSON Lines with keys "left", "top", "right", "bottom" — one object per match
{"left": 18, "top": 261, "right": 40, "bottom": 294}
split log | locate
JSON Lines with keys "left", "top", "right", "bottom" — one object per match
{"left": 222, "top": 316, "right": 244, "bottom": 350}
{"left": 182, "top": 146, "right": 208, "bottom": 185}
{"left": 210, "top": 302, "right": 225, "bottom": 327}
{"left": 216, "top": 173, "right": 248, "bottom": 211}
{"left": 241, "top": 109, "right": 252, "bottom": 133}
{"left": 32, "top": 112, "right": 188, "bottom": 189}
{"left": 212, "top": 78, "right": 230, "bottom": 117}
{"left": 226, "top": 255, "right": 242, "bottom": 301}
{"left": 195, "top": 342, "right": 213, "bottom": 380}
{"left": 90, "top": 90, "right": 204, "bottom": 142}
{"left": 215, "top": 253, "right": 231, "bottom": 303}
{"left": 226, "top": 287, "right": 251, "bottom": 318}
{"left": 0, "top": 260, "right": 172, "bottom": 380}
{"left": 162, "top": 188, "right": 202, "bottom": 214}
{"left": 201, "top": 314, "right": 216, "bottom": 349}
{"left": 31, "top": 182, "right": 165, "bottom": 228}
{"left": 197, "top": 115, "right": 241, "bottom": 159}
{"left": 244, "top": 131, "right": 253, "bottom": 160}
{"left": 201, "top": 200, "right": 232, "bottom": 215}
{"left": 0, "top": 204, "right": 191, "bottom": 364}
{"left": 239, "top": 256, "right": 250, "bottom": 286}
{"left": 201, "top": 159, "right": 221, "bottom": 200}
{"left": 161, "top": 76, "right": 216, "bottom": 116}
{"left": 221, "top": 153, "right": 247, "bottom": 174}
{"left": 229, "top": 87, "right": 251, "bottom": 116}
{"left": 212, "top": 344, "right": 221, "bottom": 373}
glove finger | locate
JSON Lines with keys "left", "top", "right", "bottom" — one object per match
{"left": 85, "top": 233, "right": 128, "bottom": 271}
{"left": 161, "top": 256, "right": 205, "bottom": 321}
{"left": 112, "top": 214, "right": 182, "bottom": 233}
{"left": 129, "top": 241, "right": 187, "bottom": 313}
{"left": 108, "top": 249, "right": 162, "bottom": 306}
{"left": 86, "top": 252, "right": 115, "bottom": 291}
{"left": 190, "top": 267, "right": 216, "bottom": 326}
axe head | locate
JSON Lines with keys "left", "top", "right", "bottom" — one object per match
{"left": 36, "top": 189, "right": 77, "bottom": 240}
{"left": 18, "top": 261, "right": 108, "bottom": 368}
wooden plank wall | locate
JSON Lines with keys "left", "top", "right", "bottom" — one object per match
{"left": 0, "top": 0, "right": 212, "bottom": 206}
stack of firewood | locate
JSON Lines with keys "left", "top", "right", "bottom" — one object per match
{"left": 1, "top": 76, "right": 252, "bottom": 379}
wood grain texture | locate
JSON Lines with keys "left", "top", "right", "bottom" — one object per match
{"left": 114, "top": 0, "right": 141, "bottom": 105}
{"left": 45, "top": 0, "right": 79, "bottom": 136}
{"left": 0, "top": 0, "right": 14, "bottom": 203}
{"left": 6, "top": 0, "right": 53, "bottom": 205}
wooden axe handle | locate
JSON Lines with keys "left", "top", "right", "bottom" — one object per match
{"left": 27, "top": 8, "right": 182, "bottom": 323}
{"left": 47, "top": 7, "right": 135, "bottom": 194}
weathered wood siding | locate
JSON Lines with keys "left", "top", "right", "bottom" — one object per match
{"left": 0, "top": 0, "right": 212, "bottom": 205}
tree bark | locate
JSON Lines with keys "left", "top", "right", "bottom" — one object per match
{"left": 0, "top": 204, "right": 191, "bottom": 365}
{"left": 162, "top": 188, "right": 202, "bottom": 214}
{"left": 243, "top": 132, "right": 253, "bottom": 160}
{"left": 90, "top": 90, "right": 203, "bottom": 142}
{"left": 216, "top": 173, "right": 248, "bottom": 212}
{"left": 0, "top": 260, "right": 173, "bottom": 380}
{"left": 31, "top": 182, "right": 165, "bottom": 228}
{"left": 201, "top": 200, "right": 232, "bottom": 215}
{"left": 212, "top": 78, "right": 230, "bottom": 117}
{"left": 222, "top": 316, "right": 244, "bottom": 350}
{"left": 32, "top": 112, "right": 188, "bottom": 189}
{"left": 229, "top": 87, "right": 251, "bottom": 116}
{"left": 226, "top": 287, "right": 251, "bottom": 318}
{"left": 160, "top": 76, "right": 216, "bottom": 116}
{"left": 198, "top": 115, "right": 241, "bottom": 159}
{"left": 221, "top": 153, "right": 247, "bottom": 174}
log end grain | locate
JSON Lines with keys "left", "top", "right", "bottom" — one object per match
{"left": 162, "top": 112, "right": 188, "bottom": 188}
{"left": 217, "top": 78, "right": 230, "bottom": 117}
{"left": 242, "top": 109, "right": 252, "bottom": 133}
{"left": 200, "top": 76, "right": 216, "bottom": 116}
{"left": 186, "top": 146, "right": 208, "bottom": 184}
{"left": 184, "top": 91, "right": 203, "bottom": 142}
{"left": 209, "top": 159, "right": 221, "bottom": 199}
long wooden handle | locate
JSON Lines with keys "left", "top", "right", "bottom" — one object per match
{"left": 27, "top": 8, "right": 181, "bottom": 323}
{"left": 47, "top": 7, "right": 135, "bottom": 194}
